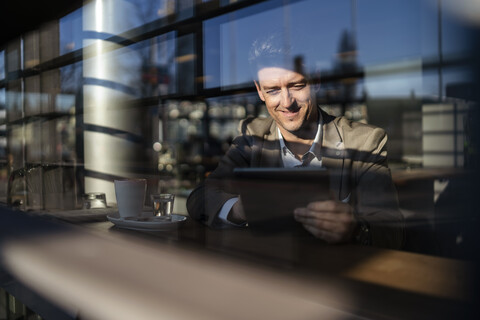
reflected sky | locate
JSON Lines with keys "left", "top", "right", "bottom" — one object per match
{"left": 203, "top": 0, "right": 472, "bottom": 99}
{"left": 60, "top": 8, "right": 83, "bottom": 55}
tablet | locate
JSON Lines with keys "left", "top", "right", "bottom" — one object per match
{"left": 233, "top": 167, "right": 330, "bottom": 232}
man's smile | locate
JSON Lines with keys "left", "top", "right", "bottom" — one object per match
{"left": 278, "top": 104, "right": 301, "bottom": 117}
{"left": 279, "top": 108, "right": 300, "bottom": 118}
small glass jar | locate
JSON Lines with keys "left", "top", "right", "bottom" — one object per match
{"left": 83, "top": 192, "right": 107, "bottom": 209}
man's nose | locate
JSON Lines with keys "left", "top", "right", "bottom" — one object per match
{"left": 280, "top": 88, "right": 294, "bottom": 107}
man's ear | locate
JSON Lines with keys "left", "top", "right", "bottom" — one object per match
{"left": 254, "top": 80, "right": 265, "bottom": 101}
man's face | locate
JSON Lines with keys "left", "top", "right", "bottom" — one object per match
{"left": 255, "top": 67, "right": 317, "bottom": 136}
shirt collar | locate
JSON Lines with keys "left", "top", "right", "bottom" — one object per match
{"left": 278, "top": 112, "right": 323, "bottom": 160}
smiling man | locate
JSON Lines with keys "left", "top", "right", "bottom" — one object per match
{"left": 187, "top": 34, "right": 404, "bottom": 249}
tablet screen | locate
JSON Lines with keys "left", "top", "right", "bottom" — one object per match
{"left": 233, "top": 167, "right": 330, "bottom": 232}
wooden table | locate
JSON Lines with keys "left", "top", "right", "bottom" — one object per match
{"left": 0, "top": 207, "right": 478, "bottom": 320}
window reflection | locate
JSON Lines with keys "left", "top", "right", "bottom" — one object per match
{"left": 0, "top": 50, "right": 4, "bottom": 80}
{"left": 60, "top": 8, "right": 83, "bottom": 55}
{"left": 0, "top": 87, "right": 6, "bottom": 203}
{"left": 0, "top": 0, "right": 477, "bottom": 260}
{"left": 139, "top": 33, "right": 177, "bottom": 96}
{"left": 205, "top": 93, "right": 256, "bottom": 155}
{"left": 24, "top": 75, "right": 43, "bottom": 116}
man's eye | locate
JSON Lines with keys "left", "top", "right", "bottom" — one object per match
{"left": 292, "top": 84, "right": 306, "bottom": 90}
{"left": 266, "top": 89, "right": 280, "bottom": 95}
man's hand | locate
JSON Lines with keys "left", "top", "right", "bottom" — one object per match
{"left": 293, "top": 200, "right": 357, "bottom": 244}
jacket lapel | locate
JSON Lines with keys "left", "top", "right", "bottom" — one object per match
{"left": 320, "top": 111, "right": 350, "bottom": 202}
{"left": 258, "top": 120, "right": 283, "bottom": 168}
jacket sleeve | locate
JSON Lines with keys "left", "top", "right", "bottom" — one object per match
{"left": 353, "top": 128, "right": 405, "bottom": 249}
{"left": 186, "top": 132, "right": 252, "bottom": 227}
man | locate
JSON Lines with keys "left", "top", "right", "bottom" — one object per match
{"left": 187, "top": 35, "right": 404, "bottom": 249}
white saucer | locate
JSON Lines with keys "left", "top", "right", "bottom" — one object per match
{"left": 107, "top": 213, "right": 187, "bottom": 231}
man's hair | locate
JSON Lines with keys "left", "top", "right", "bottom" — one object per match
{"left": 248, "top": 33, "right": 305, "bottom": 79}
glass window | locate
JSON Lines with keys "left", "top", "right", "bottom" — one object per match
{"left": 136, "top": 33, "right": 177, "bottom": 97}
{"left": 60, "top": 8, "right": 83, "bottom": 55}
{"left": 6, "top": 40, "right": 22, "bottom": 73}
{"left": 60, "top": 61, "right": 83, "bottom": 96}
{"left": 0, "top": 50, "right": 4, "bottom": 80}
{"left": 357, "top": 0, "right": 422, "bottom": 64}
{"left": 24, "top": 75, "right": 42, "bottom": 116}
{"left": 0, "top": 87, "right": 6, "bottom": 201}
{"left": 39, "top": 22, "right": 61, "bottom": 64}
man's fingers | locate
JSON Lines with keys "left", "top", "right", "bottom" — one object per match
{"left": 303, "top": 225, "right": 342, "bottom": 244}
{"left": 294, "top": 214, "right": 351, "bottom": 234}
{"left": 294, "top": 207, "right": 353, "bottom": 224}
{"left": 306, "top": 200, "right": 351, "bottom": 213}
{"left": 294, "top": 201, "right": 357, "bottom": 243}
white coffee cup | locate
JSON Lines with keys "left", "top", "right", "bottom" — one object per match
{"left": 114, "top": 179, "right": 146, "bottom": 218}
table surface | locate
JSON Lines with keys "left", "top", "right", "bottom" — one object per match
{"left": 391, "top": 167, "right": 471, "bottom": 183}
{"left": 0, "top": 207, "right": 478, "bottom": 320}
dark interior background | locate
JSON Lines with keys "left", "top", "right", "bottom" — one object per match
{"left": 0, "top": 0, "right": 83, "bottom": 45}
